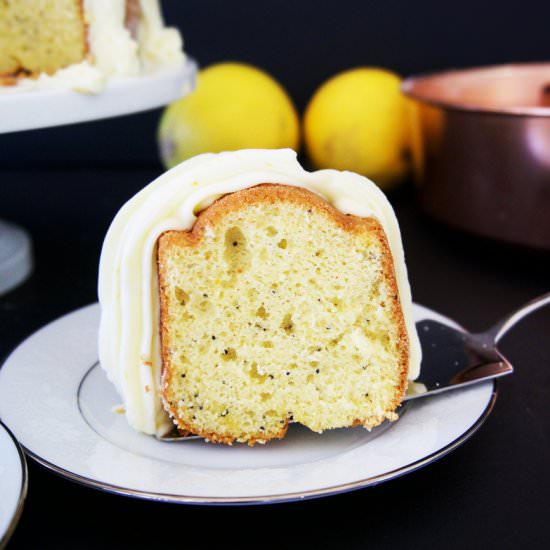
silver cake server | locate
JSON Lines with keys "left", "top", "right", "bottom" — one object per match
{"left": 157, "top": 292, "right": 550, "bottom": 441}
{"left": 404, "top": 291, "right": 549, "bottom": 401}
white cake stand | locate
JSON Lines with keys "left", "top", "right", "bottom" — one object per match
{"left": 0, "top": 60, "right": 197, "bottom": 295}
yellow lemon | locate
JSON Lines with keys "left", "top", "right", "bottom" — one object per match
{"left": 158, "top": 62, "right": 300, "bottom": 168}
{"left": 304, "top": 67, "right": 410, "bottom": 189}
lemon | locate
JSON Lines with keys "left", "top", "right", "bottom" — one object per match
{"left": 303, "top": 67, "right": 410, "bottom": 189}
{"left": 158, "top": 62, "right": 300, "bottom": 168}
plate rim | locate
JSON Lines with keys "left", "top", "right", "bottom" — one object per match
{"left": 0, "top": 58, "right": 197, "bottom": 134}
{"left": 0, "top": 419, "right": 28, "bottom": 548}
{"left": 0, "top": 59, "right": 195, "bottom": 99}
{"left": 22, "top": 381, "right": 496, "bottom": 505}
{"left": 0, "top": 302, "right": 498, "bottom": 505}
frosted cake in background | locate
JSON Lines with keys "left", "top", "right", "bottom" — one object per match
{"left": 0, "top": 0, "right": 184, "bottom": 93}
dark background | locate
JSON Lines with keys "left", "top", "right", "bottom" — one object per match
{"left": 1, "top": 0, "right": 550, "bottom": 169}
{"left": 2, "top": 2, "right": 550, "bottom": 549}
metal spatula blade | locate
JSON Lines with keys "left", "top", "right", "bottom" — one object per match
{"left": 404, "top": 292, "right": 549, "bottom": 401}
{"left": 403, "top": 320, "right": 512, "bottom": 401}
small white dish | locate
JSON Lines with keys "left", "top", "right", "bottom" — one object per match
{"left": 0, "top": 60, "right": 197, "bottom": 134}
{"left": 0, "top": 303, "right": 495, "bottom": 504}
{"left": 0, "top": 420, "right": 27, "bottom": 548}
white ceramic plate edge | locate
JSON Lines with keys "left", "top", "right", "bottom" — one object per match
{"left": 0, "top": 420, "right": 28, "bottom": 548}
{"left": 22, "top": 384, "right": 496, "bottom": 505}
{"left": 0, "top": 59, "right": 197, "bottom": 134}
{"left": 0, "top": 303, "right": 497, "bottom": 505}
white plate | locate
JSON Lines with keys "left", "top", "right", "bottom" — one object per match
{"left": 0, "top": 303, "right": 495, "bottom": 505}
{"left": 0, "top": 420, "right": 27, "bottom": 548}
{"left": 0, "top": 60, "right": 196, "bottom": 134}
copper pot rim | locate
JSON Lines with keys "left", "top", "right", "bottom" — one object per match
{"left": 402, "top": 61, "right": 550, "bottom": 117}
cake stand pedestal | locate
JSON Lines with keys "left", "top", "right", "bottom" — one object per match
{"left": 0, "top": 221, "right": 32, "bottom": 296}
{"left": 0, "top": 60, "right": 197, "bottom": 295}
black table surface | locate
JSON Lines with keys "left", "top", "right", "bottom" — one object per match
{"left": 1, "top": 168, "right": 549, "bottom": 549}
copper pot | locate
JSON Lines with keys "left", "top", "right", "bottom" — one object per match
{"left": 402, "top": 63, "right": 550, "bottom": 250}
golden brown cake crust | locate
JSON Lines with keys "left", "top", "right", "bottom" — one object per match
{"left": 0, "top": 72, "right": 27, "bottom": 86}
{"left": 158, "top": 183, "right": 410, "bottom": 445}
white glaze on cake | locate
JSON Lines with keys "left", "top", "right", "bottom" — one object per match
{"left": 98, "top": 149, "right": 422, "bottom": 435}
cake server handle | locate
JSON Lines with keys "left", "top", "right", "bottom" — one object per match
{"left": 479, "top": 292, "right": 550, "bottom": 346}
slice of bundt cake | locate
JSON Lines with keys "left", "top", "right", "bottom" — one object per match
{"left": 98, "top": 149, "right": 421, "bottom": 441}
{"left": 158, "top": 184, "right": 409, "bottom": 445}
